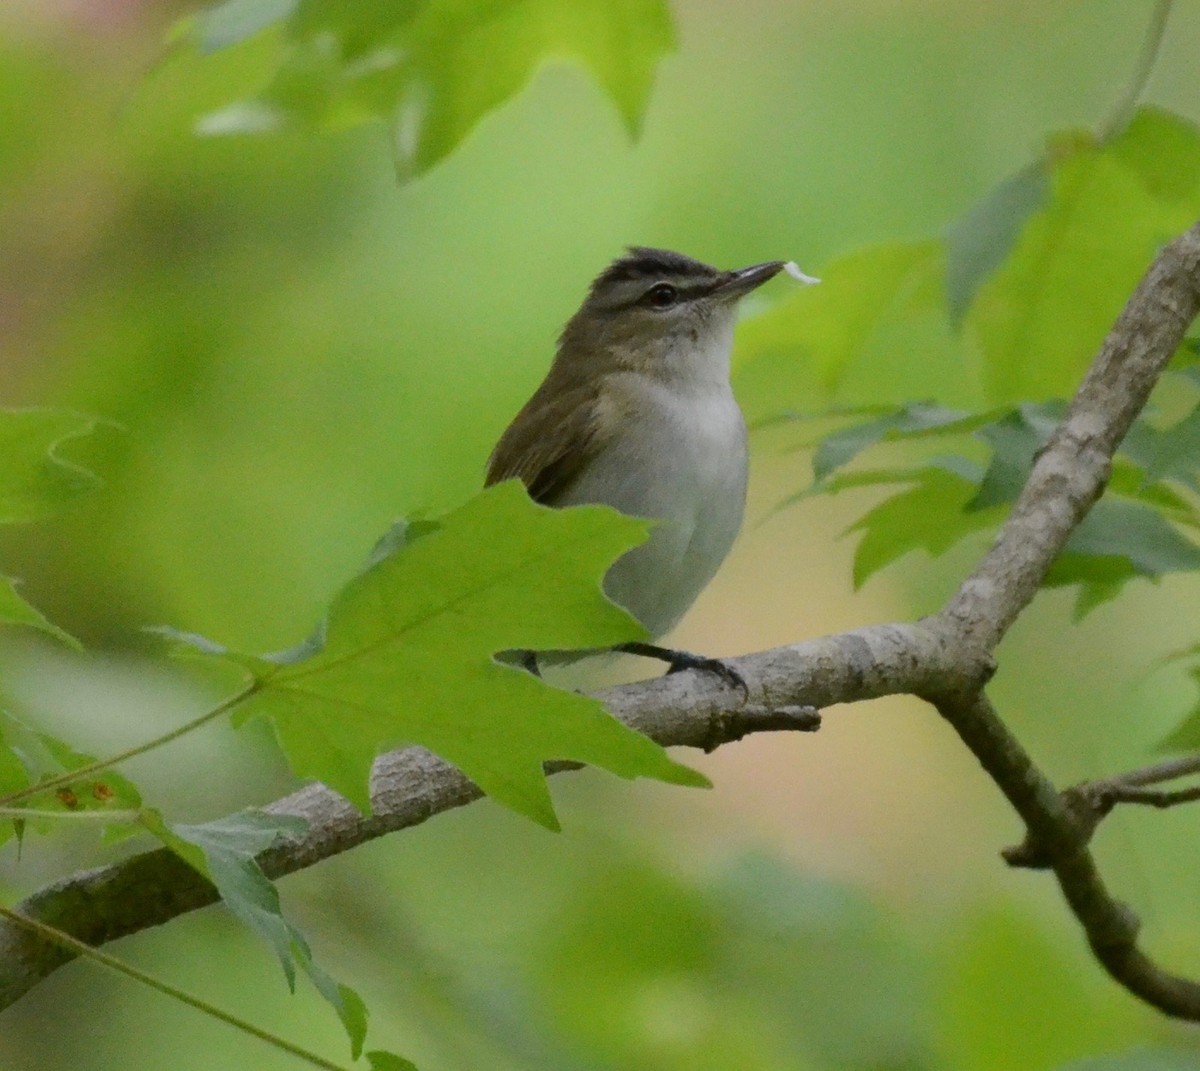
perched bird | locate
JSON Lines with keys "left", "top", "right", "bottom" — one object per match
{"left": 486, "top": 247, "right": 791, "bottom": 687}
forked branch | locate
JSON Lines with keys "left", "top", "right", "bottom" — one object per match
{"left": 1, "top": 223, "right": 1199, "bottom": 1023}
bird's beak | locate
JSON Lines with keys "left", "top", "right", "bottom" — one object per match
{"left": 715, "top": 260, "right": 786, "bottom": 299}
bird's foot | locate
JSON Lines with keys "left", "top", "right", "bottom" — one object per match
{"left": 616, "top": 642, "right": 747, "bottom": 698}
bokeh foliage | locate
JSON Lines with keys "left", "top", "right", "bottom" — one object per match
{"left": 2, "top": 1, "right": 1200, "bottom": 1070}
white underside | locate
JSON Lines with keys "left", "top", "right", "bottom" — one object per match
{"left": 558, "top": 375, "right": 748, "bottom": 638}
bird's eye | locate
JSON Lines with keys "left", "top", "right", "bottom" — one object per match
{"left": 644, "top": 283, "right": 678, "bottom": 308}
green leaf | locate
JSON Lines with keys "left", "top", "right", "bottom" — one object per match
{"left": 786, "top": 391, "right": 1200, "bottom": 613}
{"left": 811, "top": 402, "right": 976, "bottom": 482}
{"left": 1059, "top": 499, "right": 1200, "bottom": 577}
{"left": 735, "top": 240, "right": 944, "bottom": 400}
{"left": 1043, "top": 552, "right": 1139, "bottom": 621}
{"left": 969, "top": 109, "right": 1200, "bottom": 403}
{"left": 846, "top": 467, "right": 1001, "bottom": 587}
{"left": 967, "top": 402, "right": 1063, "bottom": 511}
{"left": 144, "top": 809, "right": 373, "bottom": 1057}
{"left": 188, "top": 0, "right": 675, "bottom": 178}
{"left": 178, "top": 483, "right": 704, "bottom": 828}
{"left": 0, "top": 408, "right": 103, "bottom": 525}
{"left": 1044, "top": 500, "right": 1200, "bottom": 618}
{"left": 0, "top": 575, "right": 80, "bottom": 649}
{"left": 0, "top": 733, "right": 28, "bottom": 799}
{"left": 366, "top": 1052, "right": 419, "bottom": 1071}
{"left": 1142, "top": 402, "right": 1200, "bottom": 489}
{"left": 1158, "top": 665, "right": 1200, "bottom": 751}
{"left": 945, "top": 161, "right": 1050, "bottom": 325}
{"left": 0, "top": 712, "right": 143, "bottom": 844}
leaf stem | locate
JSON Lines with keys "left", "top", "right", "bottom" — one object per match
{"left": 0, "top": 679, "right": 261, "bottom": 807}
{"left": 1097, "top": 0, "right": 1173, "bottom": 143}
{"left": 0, "top": 807, "right": 143, "bottom": 822}
{"left": 0, "top": 903, "right": 353, "bottom": 1071}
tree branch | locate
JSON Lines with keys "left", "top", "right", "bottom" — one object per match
{"left": 0, "top": 622, "right": 981, "bottom": 1010}
{"left": 1002, "top": 751, "right": 1200, "bottom": 865}
{"left": 1093, "top": 783, "right": 1200, "bottom": 808}
{"left": 939, "top": 221, "right": 1200, "bottom": 648}
{"left": 2, "top": 223, "right": 1199, "bottom": 1024}
{"left": 936, "top": 689, "right": 1200, "bottom": 1019}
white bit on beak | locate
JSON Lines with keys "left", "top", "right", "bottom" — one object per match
{"left": 783, "top": 261, "right": 821, "bottom": 285}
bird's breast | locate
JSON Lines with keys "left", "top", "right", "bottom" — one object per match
{"left": 558, "top": 380, "right": 748, "bottom": 637}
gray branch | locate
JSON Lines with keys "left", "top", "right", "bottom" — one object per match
{"left": 1002, "top": 752, "right": 1200, "bottom": 867}
{"left": 2, "top": 222, "right": 1200, "bottom": 1022}
{"left": 941, "top": 221, "right": 1200, "bottom": 647}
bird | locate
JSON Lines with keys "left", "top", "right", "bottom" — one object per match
{"left": 486, "top": 246, "right": 792, "bottom": 689}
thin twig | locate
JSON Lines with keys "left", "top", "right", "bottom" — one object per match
{"left": 0, "top": 679, "right": 260, "bottom": 807}
{"left": 937, "top": 689, "right": 1200, "bottom": 1019}
{"left": 0, "top": 807, "right": 142, "bottom": 823}
{"left": 1059, "top": 753, "right": 1200, "bottom": 820}
{"left": 1098, "top": 783, "right": 1200, "bottom": 808}
{"left": 0, "top": 904, "right": 355, "bottom": 1071}
{"left": 1103, "top": 752, "right": 1200, "bottom": 789}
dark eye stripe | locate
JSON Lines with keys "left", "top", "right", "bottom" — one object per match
{"left": 611, "top": 279, "right": 719, "bottom": 311}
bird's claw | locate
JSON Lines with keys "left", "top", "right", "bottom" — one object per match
{"left": 616, "top": 642, "right": 748, "bottom": 700}
{"left": 664, "top": 650, "right": 747, "bottom": 696}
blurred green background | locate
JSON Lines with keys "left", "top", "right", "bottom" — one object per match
{"left": 3, "top": 0, "right": 1200, "bottom": 1068}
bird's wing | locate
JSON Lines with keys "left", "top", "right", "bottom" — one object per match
{"left": 485, "top": 386, "right": 604, "bottom": 505}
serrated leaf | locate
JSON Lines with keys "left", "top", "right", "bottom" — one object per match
{"left": 1117, "top": 418, "right": 1166, "bottom": 477}
{"left": 1043, "top": 499, "right": 1200, "bottom": 618}
{"left": 969, "top": 109, "right": 1200, "bottom": 403}
{"left": 147, "top": 624, "right": 275, "bottom": 676}
{"left": 1142, "top": 402, "right": 1200, "bottom": 489}
{"left": 1043, "top": 552, "right": 1139, "bottom": 621}
{"left": 791, "top": 385, "right": 1200, "bottom": 610}
{"left": 811, "top": 403, "right": 976, "bottom": 482}
{"left": 946, "top": 161, "right": 1050, "bottom": 325}
{"left": 187, "top": 0, "right": 674, "bottom": 178}
{"left": 148, "top": 808, "right": 309, "bottom": 881}
{"left": 967, "top": 402, "right": 1063, "bottom": 511}
{"left": 0, "top": 712, "right": 143, "bottom": 844}
{"left": 0, "top": 408, "right": 103, "bottom": 525}
{"left": 846, "top": 467, "right": 1000, "bottom": 587}
{"left": 1069, "top": 578, "right": 1127, "bottom": 620}
{"left": 0, "top": 576, "right": 79, "bottom": 649}
{"left": 735, "top": 240, "right": 944, "bottom": 402}
{"left": 144, "top": 809, "right": 371, "bottom": 1056}
{"left": 1060, "top": 499, "right": 1200, "bottom": 576}
{"left": 179, "top": 483, "right": 704, "bottom": 827}
{"left": 365, "top": 516, "right": 442, "bottom": 570}
{"left": 1124, "top": 479, "right": 1200, "bottom": 529}
{"left": 777, "top": 456, "right": 984, "bottom": 518}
